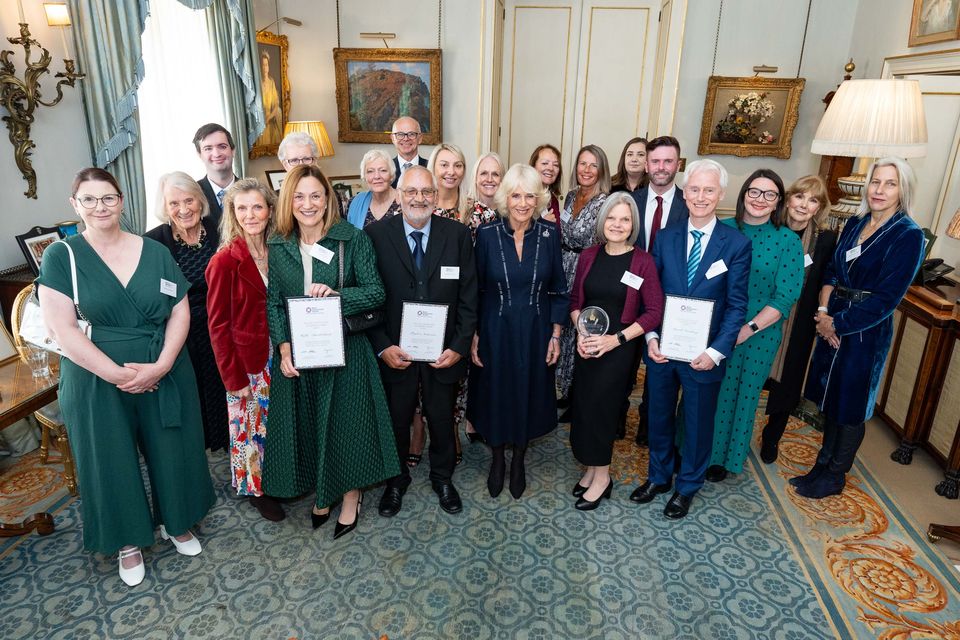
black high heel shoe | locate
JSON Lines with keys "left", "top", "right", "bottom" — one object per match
{"left": 334, "top": 493, "right": 362, "bottom": 540}
{"left": 311, "top": 508, "right": 330, "bottom": 529}
{"left": 572, "top": 482, "right": 588, "bottom": 497}
{"left": 574, "top": 480, "right": 613, "bottom": 510}
{"left": 509, "top": 445, "right": 527, "bottom": 499}
{"left": 488, "top": 446, "right": 506, "bottom": 498}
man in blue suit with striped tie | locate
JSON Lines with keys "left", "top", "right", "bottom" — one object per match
{"left": 630, "top": 159, "right": 751, "bottom": 519}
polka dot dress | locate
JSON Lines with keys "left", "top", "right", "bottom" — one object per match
{"left": 709, "top": 219, "right": 804, "bottom": 473}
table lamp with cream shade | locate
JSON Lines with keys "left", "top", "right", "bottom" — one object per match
{"left": 283, "top": 121, "right": 335, "bottom": 159}
{"left": 811, "top": 79, "right": 927, "bottom": 227}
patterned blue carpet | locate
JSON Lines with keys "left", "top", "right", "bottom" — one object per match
{"left": 0, "top": 421, "right": 837, "bottom": 640}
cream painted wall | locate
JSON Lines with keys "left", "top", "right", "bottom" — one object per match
{"left": 249, "top": 0, "right": 487, "bottom": 185}
{"left": 0, "top": 4, "right": 89, "bottom": 272}
{"left": 668, "top": 0, "right": 859, "bottom": 212}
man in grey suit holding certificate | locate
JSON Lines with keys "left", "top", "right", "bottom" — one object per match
{"left": 366, "top": 166, "right": 478, "bottom": 517}
{"left": 630, "top": 159, "right": 751, "bottom": 519}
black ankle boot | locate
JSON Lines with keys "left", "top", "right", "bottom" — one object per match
{"left": 760, "top": 412, "right": 789, "bottom": 464}
{"left": 488, "top": 445, "right": 506, "bottom": 498}
{"left": 509, "top": 444, "right": 527, "bottom": 499}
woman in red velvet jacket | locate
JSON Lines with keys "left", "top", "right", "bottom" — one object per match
{"left": 205, "top": 178, "right": 285, "bottom": 522}
{"left": 568, "top": 192, "right": 663, "bottom": 511}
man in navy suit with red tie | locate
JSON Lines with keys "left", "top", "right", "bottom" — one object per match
{"left": 625, "top": 136, "right": 689, "bottom": 444}
{"left": 630, "top": 158, "right": 750, "bottom": 519}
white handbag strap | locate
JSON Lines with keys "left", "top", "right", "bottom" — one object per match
{"left": 58, "top": 240, "right": 81, "bottom": 306}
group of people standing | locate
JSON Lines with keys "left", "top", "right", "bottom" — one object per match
{"left": 36, "top": 115, "right": 925, "bottom": 588}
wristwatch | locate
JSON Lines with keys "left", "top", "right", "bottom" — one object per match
{"left": 747, "top": 321, "right": 760, "bottom": 333}
{"left": 616, "top": 331, "right": 626, "bottom": 345}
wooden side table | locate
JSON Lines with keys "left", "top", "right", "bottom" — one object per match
{"left": 0, "top": 264, "right": 34, "bottom": 334}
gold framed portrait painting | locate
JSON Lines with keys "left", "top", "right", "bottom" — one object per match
{"left": 698, "top": 76, "right": 805, "bottom": 160}
{"left": 250, "top": 30, "right": 291, "bottom": 160}
{"left": 333, "top": 48, "right": 442, "bottom": 145}
{"left": 909, "top": 0, "right": 960, "bottom": 46}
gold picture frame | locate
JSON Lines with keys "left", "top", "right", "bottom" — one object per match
{"left": 698, "top": 76, "right": 805, "bottom": 160}
{"left": 908, "top": 0, "right": 960, "bottom": 47}
{"left": 250, "top": 30, "right": 291, "bottom": 160}
{"left": 333, "top": 48, "right": 442, "bottom": 144}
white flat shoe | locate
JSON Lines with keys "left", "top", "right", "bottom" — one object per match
{"left": 118, "top": 547, "right": 144, "bottom": 587}
{"left": 159, "top": 525, "right": 202, "bottom": 556}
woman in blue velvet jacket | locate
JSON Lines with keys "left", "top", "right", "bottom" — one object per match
{"left": 795, "top": 157, "right": 925, "bottom": 499}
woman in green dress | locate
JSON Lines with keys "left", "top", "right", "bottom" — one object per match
{"left": 706, "top": 169, "right": 804, "bottom": 482}
{"left": 38, "top": 168, "right": 215, "bottom": 587}
{"left": 264, "top": 164, "right": 400, "bottom": 539}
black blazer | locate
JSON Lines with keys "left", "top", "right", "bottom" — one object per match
{"left": 365, "top": 214, "right": 478, "bottom": 384}
{"left": 197, "top": 175, "right": 238, "bottom": 228}
{"left": 631, "top": 185, "right": 689, "bottom": 251}
{"left": 390, "top": 156, "right": 428, "bottom": 188}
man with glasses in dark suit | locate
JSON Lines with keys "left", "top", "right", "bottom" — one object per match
{"left": 390, "top": 116, "right": 428, "bottom": 188}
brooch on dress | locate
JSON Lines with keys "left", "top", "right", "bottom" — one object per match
{"left": 542, "top": 229, "right": 551, "bottom": 237}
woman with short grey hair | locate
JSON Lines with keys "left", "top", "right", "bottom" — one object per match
{"left": 346, "top": 148, "right": 400, "bottom": 228}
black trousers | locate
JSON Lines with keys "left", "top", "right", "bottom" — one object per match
{"left": 381, "top": 363, "right": 458, "bottom": 487}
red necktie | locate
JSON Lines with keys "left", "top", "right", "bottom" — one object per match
{"left": 648, "top": 195, "right": 664, "bottom": 251}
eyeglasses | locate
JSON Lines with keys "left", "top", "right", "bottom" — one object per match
{"left": 400, "top": 187, "right": 438, "bottom": 198}
{"left": 75, "top": 194, "right": 121, "bottom": 208}
{"left": 746, "top": 188, "right": 780, "bottom": 202}
{"left": 286, "top": 156, "right": 316, "bottom": 166}
{"left": 392, "top": 131, "right": 421, "bottom": 140}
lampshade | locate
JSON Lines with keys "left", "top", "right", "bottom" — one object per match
{"left": 43, "top": 3, "right": 71, "bottom": 27}
{"left": 283, "top": 121, "right": 334, "bottom": 158}
{"left": 811, "top": 79, "right": 927, "bottom": 158}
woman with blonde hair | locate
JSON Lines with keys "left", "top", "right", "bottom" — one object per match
{"left": 463, "top": 152, "right": 505, "bottom": 235}
{"left": 428, "top": 143, "right": 468, "bottom": 221}
{"left": 264, "top": 164, "right": 400, "bottom": 538}
{"left": 206, "top": 178, "right": 284, "bottom": 521}
{"left": 797, "top": 158, "right": 925, "bottom": 499}
{"left": 470, "top": 164, "right": 568, "bottom": 498}
{"left": 145, "top": 171, "right": 227, "bottom": 451}
{"left": 760, "top": 175, "right": 837, "bottom": 463}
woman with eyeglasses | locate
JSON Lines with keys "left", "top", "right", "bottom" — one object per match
{"left": 263, "top": 164, "right": 400, "bottom": 539}
{"left": 346, "top": 149, "right": 401, "bottom": 228}
{"left": 145, "top": 172, "right": 227, "bottom": 452}
{"left": 706, "top": 169, "right": 803, "bottom": 483}
{"left": 38, "top": 168, "right": 215, "bottom": 586}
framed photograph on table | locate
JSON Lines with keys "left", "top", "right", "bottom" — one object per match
{"left": 333, "top": 48, "right": 442, "bottom": 144}
{"left": 697, "top": 76, "right": 805, "bottom": 160}
{"left": 16, "top": 226, "right": 63, "bottom": 276}
{"left": 250, "top": 30, "right": 291, "bottom": 160}
{"left": 265, "top": 169, "right": 287, "bottom": 194}
{"left": 909, "top": 0, "right": 960, "bottom": 46}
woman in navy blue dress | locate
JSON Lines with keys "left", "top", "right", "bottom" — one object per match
{"left": 469, "top": 164, "right": 569, "bottom": 499}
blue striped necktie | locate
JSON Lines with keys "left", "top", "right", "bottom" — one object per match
{"left": 687, "top": 229, "right": 704, "bottom": 286}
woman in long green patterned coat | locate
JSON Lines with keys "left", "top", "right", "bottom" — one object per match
{"left": 263, "top": 164, "right": 400, "bottom": 539}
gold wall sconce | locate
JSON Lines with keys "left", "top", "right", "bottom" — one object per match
{"left": 1, "top": 2, "right": 84, "bottom": 198}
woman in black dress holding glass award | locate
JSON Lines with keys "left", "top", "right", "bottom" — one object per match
{"left": 568, "top": 193, "right": 663, "bottom": 510}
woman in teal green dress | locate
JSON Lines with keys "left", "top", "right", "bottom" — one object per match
{"left": 264, "top": 164, "right": 400, "bottom": 539}
{"left": 38, "top": 168, "right": 215, "bottom": 587}
{"left": 707, "top": 169, "right": 803, "bottom": 482}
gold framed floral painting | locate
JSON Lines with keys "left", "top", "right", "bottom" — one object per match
{"left": 250, "top": 30, "right": 291, "bottom": 160}
{"left": 698, "top": 76, "right": 805, "bottom": 159}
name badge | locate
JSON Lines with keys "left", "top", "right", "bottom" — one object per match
{"left": 560, "top": 210, "right": 572, "bottom": 223}
{"left": 845, "top": 245, "right": 861, "bottom": 262}
{"left": 310, "top": 243, "right": 334, "bottom": 264}
{"left": 160, "top": 278, "right": 177, "bottom": 297}
{"left": 441, "top": 266, "right": 460, "bottom": 280}
{"left": 620, "top": 271, "right": 643, "bottom": 290}
{"left": 705, "top": 260, "right": 727, "bottom": 279}
{"left": 803, "top": 253, "right": 813, "bottom": 268}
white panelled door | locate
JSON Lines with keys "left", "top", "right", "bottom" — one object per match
{"left": 498, "top": 0, "right": 661, "bottom": 175}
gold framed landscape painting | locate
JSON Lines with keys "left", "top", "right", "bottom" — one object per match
{"left": 250, "top": 30, "right": 291, "bottom": 160}
{"left": 698, "top": 76, "right": 805, "bottom": 160}
{"left": 909, "top": 0, "right": 960, "bottom": 46}
{"left": 333, "top": 48, "right": 442, "bottom": 144}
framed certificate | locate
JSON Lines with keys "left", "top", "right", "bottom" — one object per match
{"left": 659, "top": 295, "right": 715, "bottom": 362}
{"left": 286, "top": 296, "right": 346, "bottom": 369}
{"left": 400, "top": 302, "right": 449, "bottom": 362}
